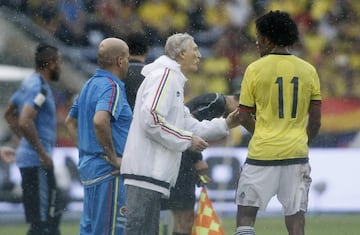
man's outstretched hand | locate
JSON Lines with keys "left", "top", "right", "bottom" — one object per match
{"left": 225, "top": 109, "right": 241, "bottom": 129}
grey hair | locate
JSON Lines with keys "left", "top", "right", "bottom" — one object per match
{"left": 164, "top": 33, "right": 194, "bottom": 60}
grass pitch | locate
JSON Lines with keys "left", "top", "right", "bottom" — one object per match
{"left": 222, "top": 214, "right": 360, "bottom": 235}
{"left": 0, "top": 214, "right": 359, "bottom": 235}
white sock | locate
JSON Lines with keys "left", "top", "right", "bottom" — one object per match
{"left": 234, "top": 226, "right": 255, "bottom": 235}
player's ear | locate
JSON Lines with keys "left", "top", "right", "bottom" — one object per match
{"left": 178, "top": 50, "right": 186, "bottom": 60}
{"left": 115, "top": 56, "right": 122, "bottom": 67}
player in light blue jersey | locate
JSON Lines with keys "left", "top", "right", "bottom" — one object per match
{"left": 65, "top": 37, "right": 131, "bottom": 235}
{"left": 5, "top": 43, "right": 63, "bottom": 235}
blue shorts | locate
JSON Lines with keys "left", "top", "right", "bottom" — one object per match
{"left": 80, "top": 175, "right": 126, "bottom": 235}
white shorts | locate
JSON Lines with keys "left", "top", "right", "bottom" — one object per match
{"left": 235, "top": 163, "right": 312, "bottom": 216}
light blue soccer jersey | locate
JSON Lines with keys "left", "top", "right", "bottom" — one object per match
{"left": 69, "top": 69, "right": 132, "bottom": 181}
{"left": 10, "top": 73, "right": 56, "bottom": 168}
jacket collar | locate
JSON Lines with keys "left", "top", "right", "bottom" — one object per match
{"left": 141, "top": 55, "right": 187, "bottom": 84}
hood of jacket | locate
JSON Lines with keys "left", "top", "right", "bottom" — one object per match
{"left": 141, "top": 55, "right": 187, "bottom": 85}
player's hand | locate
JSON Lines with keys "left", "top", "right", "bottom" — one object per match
{"left": 225, "top": 109, "right": 241, "bottom": 129}
{"left": 189, "top": 136, "right": 209, "bottom": 153}
{"left": 111, "top": 158, "right": 121, "bottom": 175}
{"left": 39, "top": 154, "right": 53, "bottom": 170}
{"left": 0, "top": 146, "right": 15, "bottom": 164}
{"left": 194, "top": 160, "right": 208, "bottom": 175}
{"left": 225, "top": 95, "right": 239, "bottom": 114}
{"left": 110, "top": 157, "right": 121, "bottom": 169}
{"left": 102, "top": 155, "right": 121, "bottom": 173}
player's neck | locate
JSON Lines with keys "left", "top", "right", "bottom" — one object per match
{"left": 38, "top": 70, "right": 51, "bottom": 83}
{"left": 270, "top": 46, "right": 290, "bottom": 54}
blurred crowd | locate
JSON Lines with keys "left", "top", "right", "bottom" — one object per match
{"left": 3, "top": 0, "right": 359, "bottom": 100}
{"left": 1, "top": 0, "right": 358, "bottom": 99}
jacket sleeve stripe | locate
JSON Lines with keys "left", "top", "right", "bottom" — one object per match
{"left": 150, "top": 68, "right": 170, "bottom": 124}
{"left": 160, "top": 126, "right": 192, "bottom": 140}
{"left": 157, "top": 115, "right": 192, "bottom": 140}
{"left": 150, "top": 68, "right": 192, "bottom": 140}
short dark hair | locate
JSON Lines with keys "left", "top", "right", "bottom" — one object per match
{"left": 256, "top": 10, "right": 299, "bottom": 46}
{"left": 126, "top": 31, "right": 149, "bottom": 56}
{"left": 35, "top": 43, "right": 58, "bottom": 70}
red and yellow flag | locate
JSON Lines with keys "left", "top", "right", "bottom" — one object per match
{"left": 321, "top": 97, "right": 360, "bottom": 132}
{"left": 191, "top": 187, "right": 225, "bottom": 235}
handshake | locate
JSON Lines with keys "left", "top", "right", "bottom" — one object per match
{"left": 189, "top": 108, "right": 240, "bottom": 153}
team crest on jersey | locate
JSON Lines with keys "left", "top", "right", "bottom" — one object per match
{"left": 119, "top": 206, "right": 127, "bottom": 216}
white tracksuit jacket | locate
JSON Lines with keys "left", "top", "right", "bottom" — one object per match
{"left": 121, "top": 55, "right": 229, "bottom": 197}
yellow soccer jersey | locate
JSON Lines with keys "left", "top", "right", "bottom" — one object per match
{"left": 239, "top": 53, "right": 321, "bottom": 161}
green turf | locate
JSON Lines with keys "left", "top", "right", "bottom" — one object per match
{"left": 0, "top": 222, "right": 79, "bottom": 235}
{"left": 222, "top": 214, "right": 360, "bottom": 235}
{"left": 0, "top": 214, "right": 359, "bottom": 235}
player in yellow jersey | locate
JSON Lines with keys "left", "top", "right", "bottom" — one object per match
{"left": 234, "top": 11, "right": 321, "bottom": 235}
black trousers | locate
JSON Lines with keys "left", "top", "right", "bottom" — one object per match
{"left": 20, "top": 167, "right": 64, "bottom": 235}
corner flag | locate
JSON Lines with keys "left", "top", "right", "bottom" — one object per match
{"left": 191, "top": 187, "right": 225, "bottom": 235}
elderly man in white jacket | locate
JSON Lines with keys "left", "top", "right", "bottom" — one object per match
{"left": 121, "top": 33, "right": 239, "bottom": 235}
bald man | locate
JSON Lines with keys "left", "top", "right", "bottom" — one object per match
{"left": 65, "top": 38, "right": 131, "bottom": 235}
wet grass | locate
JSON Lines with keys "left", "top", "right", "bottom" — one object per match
{"left": 0, "top": 214, "right": 359, "bottom": 235}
